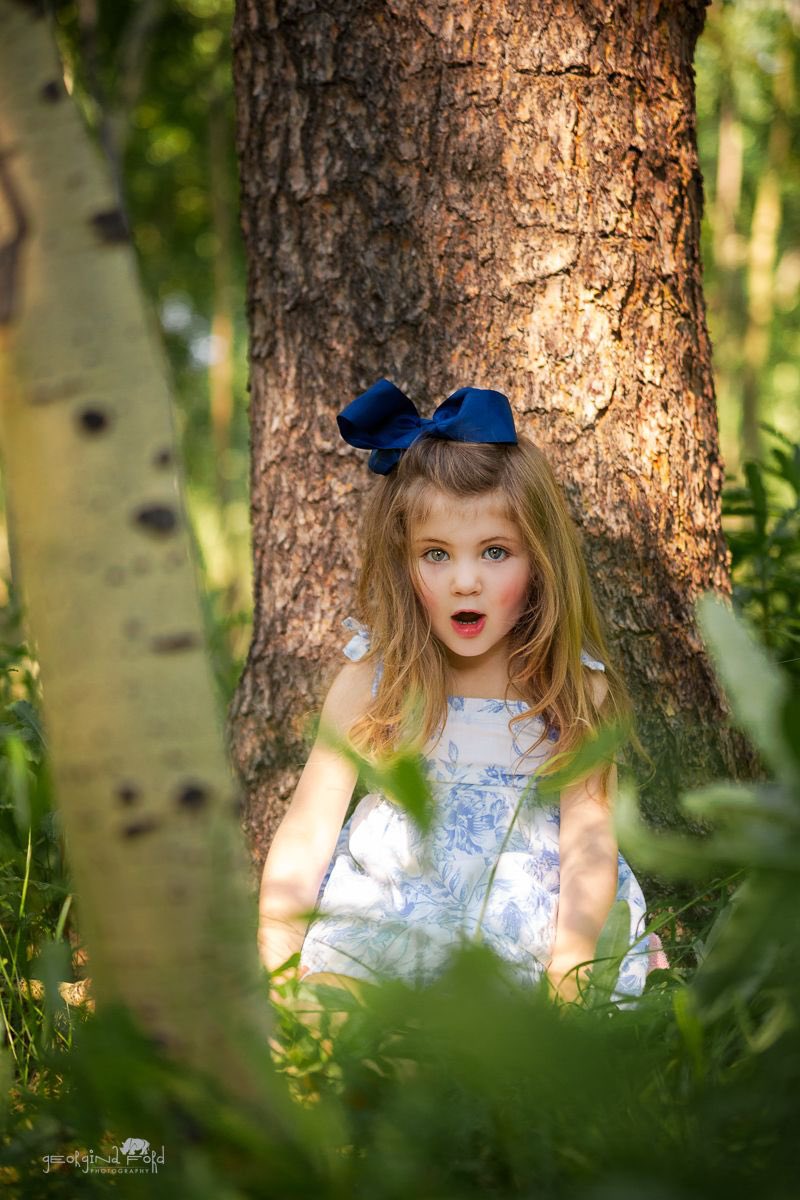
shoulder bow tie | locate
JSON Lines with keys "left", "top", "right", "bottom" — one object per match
{"left": 336, "top": 377, "right": 518, "bottom": 475}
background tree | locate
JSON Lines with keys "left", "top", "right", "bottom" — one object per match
{"left": 698, "top": 0, "right": 800, "bottom": 471}
{"left": 230, "top": 0, "right": 761, "bottom": 880}
{"left": 50, "top": 0, "right": 254, "bottom": 703}
{"left": 0, "top": 0, "right": 270, "bottom": 1098}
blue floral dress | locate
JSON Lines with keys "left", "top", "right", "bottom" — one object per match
{"left": 298, "top": 617, "right": 656, "bottom": 1000}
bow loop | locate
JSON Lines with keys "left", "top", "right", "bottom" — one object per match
{"left": 337, "top": 377, "right": 517, "bottom": 475}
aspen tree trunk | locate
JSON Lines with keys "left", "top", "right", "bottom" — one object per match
{"left": 231, "top": 0, "right": 761, "bottom": 875}
{"left": 0, "top": 1, "right": 272, "bottom": 1097}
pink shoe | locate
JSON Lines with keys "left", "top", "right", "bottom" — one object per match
{"left": 647, "top": 931, "right": 669, "bottom": 972}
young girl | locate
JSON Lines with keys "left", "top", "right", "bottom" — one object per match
{"left": 258, "top": 378, "right": 667, "bottom": 1007}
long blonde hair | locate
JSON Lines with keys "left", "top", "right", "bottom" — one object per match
{"left": 345, "top": 432, "right": 648, "bottom": 793}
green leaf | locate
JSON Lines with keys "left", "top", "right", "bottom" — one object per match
{"left": 744, "top": 460, "right": 768, "bottom": 539}
{"left": 316, "top": 716, "right": 435, "bottom": 834}
{"left": 378, "top": 753, "right": 434, "bottom": 833}
{"left": 5, "top": 736, "right": 31, "bottom": 837}
{"left": 587, "top": 900, "right": 632, "bottom": 1006}
{"left": 535, "top": 719, "right": 626, "bottom": 798}
{"left": 782, "top": 689, "right": 800, "bottom": 774}
{"left": 0, "top": 1044, "right": 12, "bottom": 1123}
{"left": 690, "top": 876, "right": 783, "bottom": 1021}
{"left": 695, "top": 592, "right": 794, "bottom": 781}
{"left": 680, "top": 782, "right": 797, "bottom": 828}
{"left": 742, "top": 991, "right": 795, "bottom": 1054}
{"left": 614, "top": 778, "right": 760, "bottom": 878}
{"left": 673, "top": 987, "right": 704, "bottom": 1079}
{"left": 7, "top": 700, "right": 47, "bottom": 750}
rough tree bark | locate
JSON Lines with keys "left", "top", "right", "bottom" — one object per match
{"left": 0, "top": 0, "right": 271, "bottom": 1098}
{"left": 231, "top": 0, "right": 761, "bottom": 885}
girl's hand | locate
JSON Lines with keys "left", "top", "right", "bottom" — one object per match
{"left": 268, "top": 962, "right": 309, "bottom": 1001}
{"left": 545, "top": 954, "right": 590, "bottom": 1005}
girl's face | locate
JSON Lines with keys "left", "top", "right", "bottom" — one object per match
{"left": 410, "top": 488, "right": 532, "bottom": 663}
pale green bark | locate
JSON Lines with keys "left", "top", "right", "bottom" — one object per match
{"left": 0, "top": 0, "right": 271, "bottom": 1100}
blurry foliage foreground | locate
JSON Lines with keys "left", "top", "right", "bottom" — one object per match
{"left": 0, "top": 584, "right": 799, "bottom": 1197}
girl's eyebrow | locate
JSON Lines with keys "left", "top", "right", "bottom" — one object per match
{"left": 413, "top": 534, "right": 519, "bottom": 547}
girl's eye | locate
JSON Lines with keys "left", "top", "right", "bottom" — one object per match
{"left": 422, "top": 548, "right": 448, "bottom": 563}
{"left": 484, "top": 546, "right": 509, "bottom": 561}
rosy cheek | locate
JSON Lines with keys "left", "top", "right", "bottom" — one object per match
{"left": 498, "top": 581, "right": 527, "bottom": 608}
{"left": 501, "top": 568, "right": 532, "bottom": 614}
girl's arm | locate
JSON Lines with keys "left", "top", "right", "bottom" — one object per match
{"left": 257, "top": 659, "right": 374, "bottom": 981}
{"left": 547, "top": 670, "right": 619, "bottom": 1002}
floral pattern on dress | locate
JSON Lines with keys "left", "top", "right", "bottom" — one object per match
{"left": 300, "top": 616, "right": 663, "bottom": 1002}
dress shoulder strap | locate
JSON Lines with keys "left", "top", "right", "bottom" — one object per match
{"left": 580, "top": 648, "right": 606, "bottom": 672}
{"left": 342, "top": 616, "right": 371, "bottom": 662}
{"left": 341, "top": 616, "right": 383, "bottom": 698}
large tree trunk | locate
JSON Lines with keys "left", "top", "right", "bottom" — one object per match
{"left": 0, "top": 0, "right": 271, "bottom": 1099}
{"left": 231, "top": 0, "right": 761, "bottom": 882}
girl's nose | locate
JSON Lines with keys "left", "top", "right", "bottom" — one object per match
{"left": 451, "top": 560, "right": 482, "bottom": 593}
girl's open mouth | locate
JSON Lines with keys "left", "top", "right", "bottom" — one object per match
{"left": 450, "top": 612, "right": 486, "bottom": 638}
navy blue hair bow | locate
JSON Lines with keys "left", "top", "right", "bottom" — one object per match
{"left": 337, "top": 378, "right": 518, "bottom": 475}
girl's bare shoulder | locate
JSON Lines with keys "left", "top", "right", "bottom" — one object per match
{"left": 320, "top": 657, "right": 376, "bottom": 735}
{"left": 584, "top": 667, "right": 609, "bottom": 707}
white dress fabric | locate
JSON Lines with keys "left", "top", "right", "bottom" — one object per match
{"left": 298, "top": 618, "right": 655, "bottom": 999}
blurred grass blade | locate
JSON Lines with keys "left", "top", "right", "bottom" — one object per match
{"left": 743, "top": 460, "right": 767, "bottom": 539}
{"left": 673, "top": 987, "right": 704, "bottom": 1080}
{"left": 680, "top": 782, "right": 796, "bottom": 827}
{"left": 587, "top": 899, "right": 631, "bottom": 1005}
{"left": 691, "top": 875, "right": 783, "bottom": 1020}
{"left": 5, "top": 735, "right": 32, "bottom": 837}
{"left": 535, "top": 719, "right": 626, "bottom": 798}
{"left": 316, "top": 715, "right": 435, "bottom": 834}
{"left": 695, "top": 592, "right": 794, "bottom": 781}
{"left": 615, "top": 777, "right": 722, "bottom": 878}
{"left": 617, "top": 777, "right": 800, "bottom": 875}
{"left": 743, "top": 992, "right": 795, "bottom": 1054}
{"left": 782, "top": 689, "right": 800, "bottom": 774}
